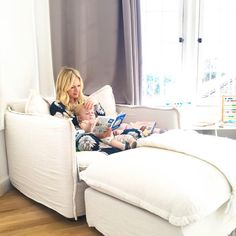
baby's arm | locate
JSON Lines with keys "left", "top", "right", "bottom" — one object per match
{"left": 113, "top": 129, "right": 123, "bottom": 135}
{"left": 113, "top": 123, "right": 129, "bottom": 135}
{"left": 79, "top": 120, "right": 95, "bottom": 133}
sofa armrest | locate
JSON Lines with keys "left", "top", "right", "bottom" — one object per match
{"left": 5, "top": 111, "right": 78, "bottom": 218}
{"left": 116, "top": 104, "right": 180, "bottom": 130}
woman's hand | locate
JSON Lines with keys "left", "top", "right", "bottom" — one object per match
{"left": 84, "top": 99, "right": 95, "bottom": 110}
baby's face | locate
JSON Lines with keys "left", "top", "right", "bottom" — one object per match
{"left": 78, "top": 106, "right": 95, "bottom": 120}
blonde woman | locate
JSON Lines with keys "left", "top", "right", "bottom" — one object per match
{"left": 50, "top": 67, "right": 110, "bottom": 151}
{"left": 50, "top": 67, "right": 105, "bottom": 126}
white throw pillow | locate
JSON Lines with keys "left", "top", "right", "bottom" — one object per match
{"left": 89, "top": 85, "right": 117, "bottom": 117}
{"left": 25, "top": 90, "right": 50, "bottom": 115}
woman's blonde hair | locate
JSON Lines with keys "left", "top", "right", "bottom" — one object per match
{"left": 55, "top": 67, "right": 86, "bottom": 112}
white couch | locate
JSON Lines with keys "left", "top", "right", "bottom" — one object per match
{"left": 4, "top": 85, "right": 180, "bottom": 219}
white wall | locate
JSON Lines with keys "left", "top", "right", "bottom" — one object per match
{"left": 0, "top": 0, "right": 54, "bottom": 196}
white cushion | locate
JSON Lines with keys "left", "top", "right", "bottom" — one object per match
{"left": 77, "top": 151, "right": 108, "bottom": 171}
{"left": 80, "top": 147, "right": 230, "bottom": 226}
{"left": 25, "top": 90, "right": 50, "bottom": 114}
{"left": 89, "top": 85, "right": 117, "bottom": 116}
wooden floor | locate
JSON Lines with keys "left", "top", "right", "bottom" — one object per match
{"left": 0, "top": 187, "right": 103, "bottom": 236}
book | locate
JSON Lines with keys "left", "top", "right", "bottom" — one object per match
{"left": 93, "top": 113, "right": 126, "bottom": 135}
{"left": 129, "top": 121, "right": 157, "bottom": 136}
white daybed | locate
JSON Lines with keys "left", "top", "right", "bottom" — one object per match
{"left": 6, "top": 85, "right": 236, "bottom": 236}
{"left": 4, "top": 85, "right": 180, "bottom": 219}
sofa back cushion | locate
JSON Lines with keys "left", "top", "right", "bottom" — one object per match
{"left": 89, "top": 85, "right": 117, "bottom": 117}
{"left": 12, "top": 85, "right": 116, "bottom": 116}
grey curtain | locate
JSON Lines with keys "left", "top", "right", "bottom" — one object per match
{"left": 121, "top": 0, "right": 142, "bottom": 105}
{"left": 49, "top": 0, "right": 142, "bottom": 105}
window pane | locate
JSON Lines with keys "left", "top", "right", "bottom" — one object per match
{"left": 141, "top": 0, "right": 184, "bottom": 106}
{"left": 197, "top": 0, "right": 236, "bottom": 105}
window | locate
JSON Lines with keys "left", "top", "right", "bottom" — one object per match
{"left": 141, "top": 0, "right": 236, "bottom": 107}
{"left": 197, "top": 0, "right": 236, "bottom": 105}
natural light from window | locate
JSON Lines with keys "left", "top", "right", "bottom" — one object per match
{"left": 197, "top": 0, "right": 236, "bottom": 104}
{"left": 141, "top": 0, "right": 185, "bottom": 106}
{"left": 141, "top": 0, "right": 236, "bottom": 107}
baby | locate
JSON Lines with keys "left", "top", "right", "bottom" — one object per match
{"left": 76, "top": 104, "right": 137, "bottom": 150}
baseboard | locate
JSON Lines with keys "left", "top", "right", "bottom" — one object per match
{"left": 0, "top": 176, "right": 11, "bottom": 196}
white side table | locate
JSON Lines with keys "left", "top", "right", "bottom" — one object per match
{"left": 192, "top": 124, "right": 236, "bottom": 139}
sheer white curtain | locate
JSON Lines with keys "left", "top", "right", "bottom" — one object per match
{"left": 0, "top": 0, "right": 54, "bottom": 130}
